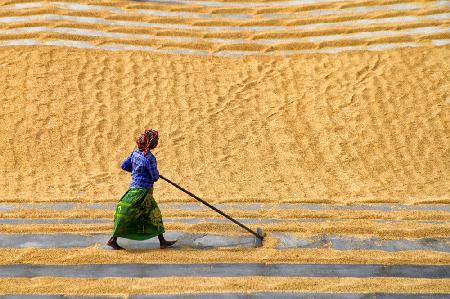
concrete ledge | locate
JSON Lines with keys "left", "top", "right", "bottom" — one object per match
{"left": 0, "top": 263, "right": 448, "bottom": 278}
{"left": 1, "top": 203, "right": 449, "bottom": 212}
{"left": 275, "top": 233, "right": 450, "bottom": 252}
{"left": 1, "top": 233, "right": 449, "bottom": 251}
{"left": 0, "top": 233, "right": 255, "bottom": 249}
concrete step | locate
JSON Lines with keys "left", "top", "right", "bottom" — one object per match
{"left": 1, "top": 233, "right": 448, "bottom": 251}
{"left": 1, "top": 263, "right": 448, "bottom": 278}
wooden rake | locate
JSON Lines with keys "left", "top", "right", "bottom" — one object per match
{"left": 160, "top": 175, "right": 265, "bottom": 247}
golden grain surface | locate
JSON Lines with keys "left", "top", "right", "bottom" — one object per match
{"left": 0, "top": 0, "right": 449, "bottom": 297}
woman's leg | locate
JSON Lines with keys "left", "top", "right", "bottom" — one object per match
{"left": 107, "top": 236, "right": 125, "bottom": 250}
{"left": 158, "top": 233, "right": 177, "bottom": 249}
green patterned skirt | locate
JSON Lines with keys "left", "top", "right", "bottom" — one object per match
{"left": 112, "top": 187, "right": 165, "bottom": 240}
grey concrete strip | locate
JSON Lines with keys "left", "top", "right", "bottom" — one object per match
{"left": 0, "top": 203, "right": 117, "bottom": 210}
{"left": 0, "top": 234, "right": 107, "bottom": 248}
{"left": 375, "top": 219, "right": 446, "bottom": 225}
{"left": 135, "top": 295, "right": 367, "bottom": 299}
{"left": 165, "top": 203, "right": 264, "bottom": 211}
{"left": 1, "top": 296, "right": 118, "bottom": 299}
{"left": 1, "top": 233, "right": 449, "bottom": 252}
{"left": 373, "top": 296, "right": 450, "bottom": 299}
{"left": 0, "top": 219, "right": 111, "bottom": 224}
{"left": 2, "top": 202, "right": 449, "bottom": 212}
{"left": 117, "top": 231, "right": 261, "bottom": 249}
{"left": 0, "top": 217, "right": 330, "bottom": 225}
{"left": 164, "top": 217, "right": 329, "bottom": 224}
{"left": 0, "top": 204, "right": 15, "bottom": 211}
{"left": 276, "top": 203, "right": 450, "bottom": 212}
{"left": 0, "top": 233, "right": 256, "bottom": 249}
{"left": 275, "top": 233, "right": 450, "bottom": 252}
{"left": 0, "top": 263, "right": 448, "bottom": 278}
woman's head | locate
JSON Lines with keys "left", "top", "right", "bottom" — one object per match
{"left": 136, "top": 129, "right": 158, "bottom": 155}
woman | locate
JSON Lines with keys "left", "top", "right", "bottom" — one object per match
{"left": 107, "top": 129, "right": 177, "bottom": 250}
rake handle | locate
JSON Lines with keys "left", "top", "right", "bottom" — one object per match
{"left": 159, "top": 175, "right": 262, "bottom": 240}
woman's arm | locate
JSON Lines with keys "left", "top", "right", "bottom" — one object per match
{"left": 146, "top": 155, "right": 159, "bottom": 182}
{"left": 121, "top": 154, "right": 132, "bottom": 172}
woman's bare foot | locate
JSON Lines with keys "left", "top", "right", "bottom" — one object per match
{"left": 159, "top": 240, "right": 177, "bottom": 249}
{"left": 107, "top": 237, "right": 125, "bottom": 250}
{"left": 158, "top": 234, "right": 177, "bottom": 249}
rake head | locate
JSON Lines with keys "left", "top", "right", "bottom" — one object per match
{"left": 255, "top": 227, "right": 266, "bottom": 247}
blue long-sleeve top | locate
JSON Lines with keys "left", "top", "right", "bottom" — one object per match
{"left": 121, "top": 149, "right": 159, "bottom": 189}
